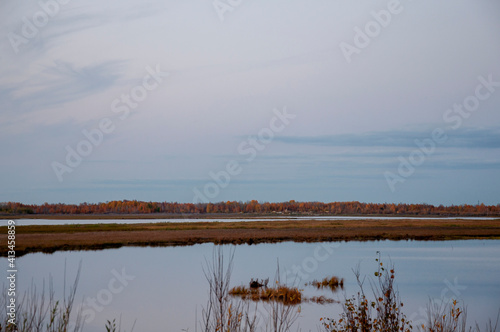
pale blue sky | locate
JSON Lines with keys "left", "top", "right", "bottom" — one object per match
{"left": 1, "top": 0, "right": 499, "bottom": 205}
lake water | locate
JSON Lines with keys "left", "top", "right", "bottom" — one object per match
{"left": 1, "top": 240, "right": 499, "bottom": 331}
{"left": 5, "top": 216, "right": 499, "bottom": 226}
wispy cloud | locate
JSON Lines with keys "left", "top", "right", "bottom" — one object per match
{"left": 424, "top": 160, "right": 500, "bottom": 171}
{"left": 1, "top": 1, "right": 169, "bottom": 56}
{"left": 1, "top": 60, "right": 125, "bottom": 113}
{"left": 274, "top": 127, "right": 500, "bottom": 149}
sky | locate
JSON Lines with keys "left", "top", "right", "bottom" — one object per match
{"left": 1, "top": 0, "right": 500, "bottom": 205}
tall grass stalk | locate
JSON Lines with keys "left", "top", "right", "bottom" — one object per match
{"left": 201, "top": 246, "right": 258, "bottom": 332}
{"left": 0, "top": 262, "right": 84, "bottom": 332}
{"left": 422, "top": 300, "right": 499, "bottom": 332}
{"left": 200, "top": 246, "right": 300, "bottom": 332}
{"left": 263, "top": 264, "right": 300, "bottom": 332}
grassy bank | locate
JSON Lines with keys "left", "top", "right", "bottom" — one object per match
{"left": 1, "top": 218, "right": 500, "bottom": 256}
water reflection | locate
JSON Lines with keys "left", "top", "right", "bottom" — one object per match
{"left": 0, "top": 240, "right": 499, "bottom": 331}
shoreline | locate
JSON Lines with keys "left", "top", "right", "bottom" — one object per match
{"left": 1, "top": 213, "right": 499, "bottom": 220}
{"left": 1, "top": 218, "right": 499, "bottom": 257}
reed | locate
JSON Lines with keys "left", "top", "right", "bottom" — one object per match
{"left": 0, "top": 263, "right": 84, "bottom": 332}
{"left": 0, "top": 264, "right": 135, "bottom": 332}
{"left": 200, "top": 247, "right": 300, "bottom": 332}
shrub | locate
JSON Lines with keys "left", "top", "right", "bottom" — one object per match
{"left": 321, "top": 253, "right": 412, "bottom": 332}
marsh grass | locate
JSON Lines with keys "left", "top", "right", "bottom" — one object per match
{"left": 321, "top": 253, "right": 413, "bottom": 332}
{"left": 200, "top": 246, "right": 260, "bottom": 332}
{"left": 5, "top": 218, "right": 500, "bottom": 257}
{"left": 321, "top": 253, "right": 499, "bottom": 332}
{"left": 422, "top": 299, "right": 499, "bottom": 332}
{"left": 229, "top": 284, "right": 302, "bottom": 305}
{"left": 0, "top": 262, "right": 84, "bottom": 332}
{"left": 0, "top": 263, "right": 136, "bottom": 332}
{"left": 104, "top": 317, "right": 136, "bottom": 332}
{"left": 307, "top": 276, "right": 344, "bottom": 292}
{"left": 200, "top": 247, "right": 300, "bottom": 332}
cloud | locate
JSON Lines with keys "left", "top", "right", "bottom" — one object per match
{"left": 424, "top": 160, "right": 500, "bottom": 171}
{"left": 1, "top": 1, "right": 169, "bottom": 56}
{"left": 274, "top": 127, "right": 500, "bottom": 149}
{"left": 0, "top": 60, "right": 125, "bottom": 114}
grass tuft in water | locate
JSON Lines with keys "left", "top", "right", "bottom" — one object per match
{"left": 307, "top": 276, "right": 344, "bottom": 291}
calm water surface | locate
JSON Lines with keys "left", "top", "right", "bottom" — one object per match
{"left": 1, "top": 240, "right": 499, "bottom": 331}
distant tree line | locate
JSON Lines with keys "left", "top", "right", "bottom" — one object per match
{"left": 1, "top": 200, "right": 499, "bottom": 216}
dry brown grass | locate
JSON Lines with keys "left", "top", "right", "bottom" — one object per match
{"left": 229, "top": 284, "right": 302, "bottom": 305}
{"left": 1, "top": 218, "right": 500, "bottom": 256}
{"left": 307, "top": 276, "right": 344, "bottom": 291}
